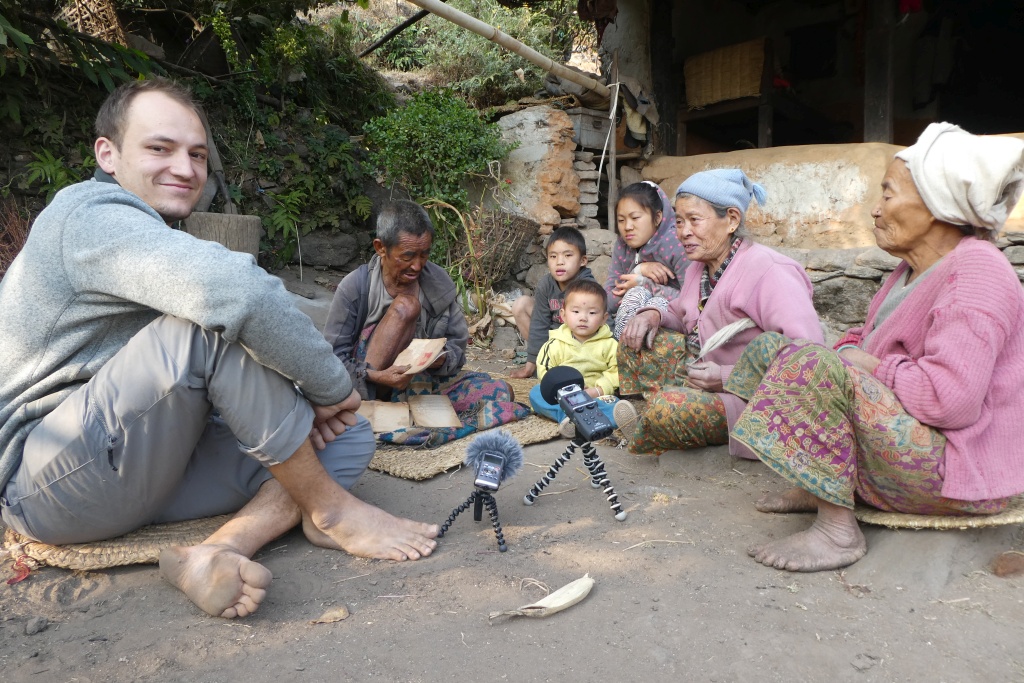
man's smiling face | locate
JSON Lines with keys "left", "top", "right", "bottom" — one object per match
{"left": 94, "top": 90, "right": 208, "bottom": 224}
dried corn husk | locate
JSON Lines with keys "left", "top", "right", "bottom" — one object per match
{"left": 488, "top": 574, "right": 594, "bottom": 620}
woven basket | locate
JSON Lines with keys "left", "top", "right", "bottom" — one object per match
{"left": 684, "top": 38, "right": 765, "bottom": 109}
{"left": 854, "top": 495, "right": 1024, "bottom": 530}
{"left": 57, "top": 0, "right": 127, "bottom": 47}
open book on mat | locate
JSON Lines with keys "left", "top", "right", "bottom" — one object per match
{"left": 358, "top": 395, "right": 462, "bottom": 433}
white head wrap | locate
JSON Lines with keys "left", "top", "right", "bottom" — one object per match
{"left": 894, "top": 122, "right": 1024, "bottom": 232}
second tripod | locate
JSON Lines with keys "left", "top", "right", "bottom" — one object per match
{"left": 522, "top": 436, "right": 627, "bottom": 521}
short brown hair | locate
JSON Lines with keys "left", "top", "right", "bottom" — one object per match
{"left": 562, "top": 278, "right": 607, "bottom": 312}
{"left": 95, "top": 77, "right": 201, "bottom": 148}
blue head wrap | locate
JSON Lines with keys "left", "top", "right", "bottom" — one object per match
{"left": 675, "top": 168, "right": 767, "bottom": 215}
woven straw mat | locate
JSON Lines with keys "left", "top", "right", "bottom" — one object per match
{"left": 370, "top": 414, "right": 559, "bottom": 481}
{"left": 854, "top": 495, "right": 1024, "bottom": 530}
{"left": 3, "top": 515, "right": 231, "bottom": 571}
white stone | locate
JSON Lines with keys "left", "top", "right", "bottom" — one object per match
{"left": 579, "top": 192, "right": 599, "bottom": 204}
{"left": 574, "top": 161, "right": 597, "bottom": 171}
{"left": 578, "top": 204, "right": 599, "bottom": 218}
{"left": 578, "top": 180, "right": 599, "bottom": 194}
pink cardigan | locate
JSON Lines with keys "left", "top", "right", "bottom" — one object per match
{"left": 657, "top": 240, "right": 824, "bottom": 459}
{"left": 838, "top": 238, "right": 1024, "bottom": 501}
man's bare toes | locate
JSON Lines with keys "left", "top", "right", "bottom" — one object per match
{"left": 159, "top": 545, "right": 272, "bottom": 618}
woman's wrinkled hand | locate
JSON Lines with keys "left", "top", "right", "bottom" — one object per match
{"left": 686, "top": 361, "right": 723, "bottom": 392}
{"left": 310, "top": 390, "right": 362, "bottom": 450}
{"left": 620, "top": 310, "right": 661, "bottom": 350}
{"left": 838, "top": 347, "right": 881, "bottom": 374}
{"left": 637, "top": 261, "right": 675, "bottom": 285}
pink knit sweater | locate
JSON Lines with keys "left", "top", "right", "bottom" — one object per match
{"left": 840, "top": 238, "right": 1024, "bottom": 501}
{"left": 658, "top": 241, "right": 824, "bottom": 459}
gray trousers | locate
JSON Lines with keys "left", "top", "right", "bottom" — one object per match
{"left": 0, "top": 315, "right": 374, "bottom": 545}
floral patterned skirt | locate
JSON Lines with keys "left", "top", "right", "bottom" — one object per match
{"left": 617, "top": 328, "right": 728, "bottom": 455}
{"left": 727, "top": 332, "right": 1009, "bottom": 515}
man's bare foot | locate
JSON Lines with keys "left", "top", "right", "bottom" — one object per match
{"left": 755, "top": 487, "right": 819, "bottom": 513}
{"left": 303, "top": 495, "right": 439, "bottom": 562}
{"left": 748, "top": 505, "right": 867, "bottom": 572}
{"left": 159, "top": 544, "right": 273, "bottom": 618}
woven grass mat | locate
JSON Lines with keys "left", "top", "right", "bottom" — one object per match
{"left": 3, "top": 515, "right": 231, "bottom": 571}
{"left": 369, "top": 414, "right": 559, "bottom": 480}
{"left": 854, "top": 495, "right": 1024, "bottom": 529}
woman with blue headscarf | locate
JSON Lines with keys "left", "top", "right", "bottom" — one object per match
{"left": 615, "top": 169, "right": 823, "bottom": 457}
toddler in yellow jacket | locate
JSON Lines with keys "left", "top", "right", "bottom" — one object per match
{"left": 529, "top": 280, "right": 636, "bottom": 438}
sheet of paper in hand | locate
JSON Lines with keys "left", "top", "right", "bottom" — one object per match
{"left": 357, "top": 395, "right": 462, "bottom": 432}
{"left": 394, "top": 338, "right": 448, "bottom": 375}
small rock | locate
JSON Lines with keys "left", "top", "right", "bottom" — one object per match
{"left": 844, "top": 265, "right": 884, "bottom": 280}
{"left": 573, "top": 161, "right": 597, "bottom": 171}
{"left": 1003, "top": 245, "right": 1024, "bottom": 265}
{"left": 283, "top": 279, "right": 318, "bottom": 299}
{"left": 493, "top": 327, "right": 521, "bottom": 351}
{"left": 574, "top": 151, "right": 595, "bottom": 163}
{"left": 25, "top": 617, "right": 48, "bottom": 636}
{"left": 807, "top": 270, "right": 843, "bottom": 284}
{"left": 991, "top": 550, "right": 1024, "bottom": 577}
{"left": 1004, "top": 231, "right": 1024, "bottom": 245}
{"left": 500, "top": 349, "right": 517, "bottom": 360}
{"left": 854, "top": 246, "right": 901, "bottom": 271}
{"left": 577, "top": 170, "right": 601, "bottom": 180}
{"left": 806, "top": 248, "right": 859, "bottom": 272}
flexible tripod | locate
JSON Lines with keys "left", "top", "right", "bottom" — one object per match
{"left": 523, "top": 436, "right": 627, "bottom": 521}
{"left": 438, "top": 489, "right": 508, "bottom": 552}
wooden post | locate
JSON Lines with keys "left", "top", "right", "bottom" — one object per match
{"left": 863, "top": 0, "right": 894, "bottom": 143}
{"left": 649, "top": 0, "right": 678, "bottom": 155}
{"left": 184, "top": 213, "right": 263, "bottom": 259}
{"left": 606, "top": 51, "right": 619, "bottom": 231}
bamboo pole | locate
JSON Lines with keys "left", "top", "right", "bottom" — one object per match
{"left": 403, "top": 0, "right": 612, "bottom": 100}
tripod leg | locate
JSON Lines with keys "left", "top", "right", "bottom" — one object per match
{"left": 523, "top": 441, "right": 577, "bottom": 505}
{"left": 581, "top": 441, "right": 628, "bottom": 521}
{"left": 481, "top": 492, "right": 508, "bottom": 552}
{"left": 438, "top": 491, "right": 478, "bottom": 537}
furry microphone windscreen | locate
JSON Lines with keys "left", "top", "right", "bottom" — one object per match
{"left": 464, "top": 429, "right": 524, "bottom": 482}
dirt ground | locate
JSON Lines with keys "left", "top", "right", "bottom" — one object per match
{"left": 2, "top": 281, "right": 1024, "bottom": 682}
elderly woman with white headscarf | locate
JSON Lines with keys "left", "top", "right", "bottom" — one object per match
{"left": 726, "top": 123, "right": 1024, "bottom": 573}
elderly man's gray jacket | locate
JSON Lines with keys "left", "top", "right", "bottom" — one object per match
{"left": 323, "top": 254, "right": 469, "bottom": 400}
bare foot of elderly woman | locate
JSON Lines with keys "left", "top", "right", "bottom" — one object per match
{"left": 748, "top": 502, "right": 867, "bottom": 572}
{"left": 755, "top": 486, "right": 819, "bottom": 513}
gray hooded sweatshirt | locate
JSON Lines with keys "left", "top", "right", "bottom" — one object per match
{"left": 0, "top": 178, "right": 351, "bottom": 491}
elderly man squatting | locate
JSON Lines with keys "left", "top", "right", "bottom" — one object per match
{"left": 324, "top": 201, "right": 513, "bottom": 422}
{"left": 728, "top": 123, "right": 1024, "bottom": 572}
{"left": 617, "top": 169, "right": 823, "bottom": 457}
{"left": 0, "top": 79, "right": 438, "bottom": 620}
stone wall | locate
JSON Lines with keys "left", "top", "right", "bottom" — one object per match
{"left": 497, "top": 106, "right": 581, "bottom": 231}
{"left": 641, "top": 143, "right": 903, "bottom": 249}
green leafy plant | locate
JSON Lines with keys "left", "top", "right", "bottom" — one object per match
{"left": 363, "top": 88, "right": 514, "bottom": 287}
{"left": 21, "top": 150, "right": 82, "bottom": 203}
{"left": 363, "top": 89, "right": 511, "bottom": 211}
